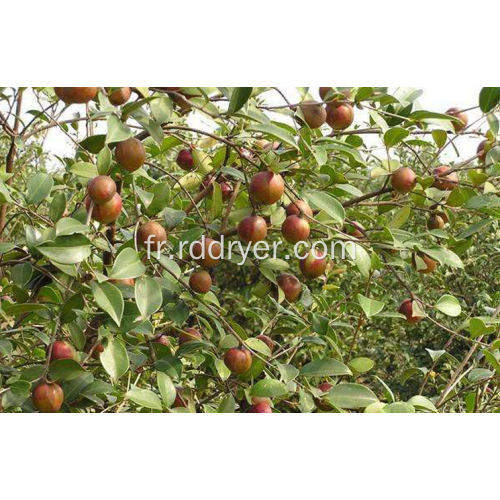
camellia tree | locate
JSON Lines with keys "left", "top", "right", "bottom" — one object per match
{"left": 0, "top": 86, "right": 499, "bottom": 413}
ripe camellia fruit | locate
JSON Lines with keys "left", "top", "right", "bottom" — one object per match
{"left": 433, "top": 166, "right": 459, "bottom": 191}
{"left": 277, "top": 274, "right": 302, "bottom": 302}
{"left": 238, "top": 215, "right": 268, "bottom": 244}
{"left": 49, "top": 341, "right": 76, "bottom": 362}
{"left": 88, "top": 175, "right": 117, "bottom": 204}
{"left": 86, "top": 193, "right": 122, "bottom": 224}
{"left": 326, "top": 103, "right": 354, "bottom": 130}
{"left": 412, "top": 252, "right": 438, "bottom": 274}
{"left": 189, "top": 270, "right": 212, "bottom": 294}
{"left": 428, "top": 214, "right": 445, "bottom": 230}
{"left": 345, "top": 221, "right": 365, "bottom": 239}
{"left": 32, "top": 382, "right": 64, "bottom": 413}
{"left": 446, "top": 107, "right": 468, "bottom": 132}
{"left": 249, "top": 402, "right": 272, "bottom": 413}
{"left": 249, "top": 171, "right": 285, "bottom": 205}
{"left": 391, "top": 167, "right": 417, "bottom": 194}
{"left": 477, "top": 140, "right": 492, "bottom": 162}
{"left": 299, "top": 100, "right": 327, "bottom": 129}
{"left": 54, "top": 87, "right": 98, "bottom": 104}
{"left": 107, "top": 87, "right": 132, "bottom": 106}
{"left": 109, "top": 278, "right": 135, "bottom": 286}
{"left": 318, "top": 382, "right": 333, "bottom": 392}
{"left": 178, "top": 327, "right": 202, "bottom": 345}
{"left": 224, "top": 347, "right": 252, "bottom": 374}
{"left": 192, "top": 238, "right": 222, "bottom": 267}
{"left": 282, "top": 215, "right": 310, "bottom": 244}
{"left": 137, "top": 221, "right": 168, "bottom": 253}
{"left": 176, "top": 149, "right": 194, "bottom": 171}
{"left": 115, "top": 137, "right": 146, "bottom": 172}
{"left": 286, "top": 200, "right": 313, "bottom": 218}
{"left": 299, "top": 250, "right": 327, "bottom": 279}
{"left": 399, "top": 299, "right": 424, "bottom": 324}
{"left": 256, "top": 335, "right": 275, "bottom": 353}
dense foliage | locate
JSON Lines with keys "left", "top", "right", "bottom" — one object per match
{"left": 0, "top": 86, "right": 499, "bottom": 413}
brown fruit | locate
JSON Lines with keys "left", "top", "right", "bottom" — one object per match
{"left": 189, "top": 270, "right": 212, "bottom": 294}
{"left": 137, "top": 221, "right": 168, "bottom": 253}
{"left": 249, "top": 402, "right": 272, "bottom": 413}
{"left": 249, "top": 171, "right": 285, "bottom": 205}
{"left": 299, "top": 100, "right": 327, "bottom": 129}
{"left": 88, "top": 175, "right": 117, "bottom": 204}
{"left": 115, "top": 137, "right": 146, "bottom": 172}
{"left": 428, "top": 215, "right": 445, "bottom": 230}
{"left": 224, "top": 347, "right": 252, "bottom": 374}
{"left": 319, "top": 87, "right": 334, "bottom": 101}
{"left": 255, "top": 140, "right": 280, "bottom": 152}
{"left": 91, "top": 343, "right": 105, "bottom": 360}
{"left": 238, "top": 215, "right": 268, "bottom": 244}
{"left": 446, "top": 107, "right": 468, "bottom": 133}
{"left": 277, "top": 274, "right": 302, "bottom": 302}
{"left": 49, "top": 341, "right": 76, "bottom": 362}
{"left": 326, "top": 103, "right": 354, "bottom": 130}
{"left": 286, "top": 200, "right": 313, "bottom": 218}
{"left": 179, "top": 327, "right": 202, "bottom": 345}
{"left": 32, "top": 383, "right": 64, "bottom": 413}
{"left": 109, "top": 278, "right": 135, "bottom": 286}
{"left": 156, "top": 335, "right": 171, "bottom": 347}
{"left": 412, "top": 252, "right": 438, "bottom": 274}
{"left": 86, "top": 193, "right": 122, "bottom": 224}
{"left": 54, "top": 87, "right": 98, "bottom": 104}
{"left": 256, "top": 335, "right": 275, "bottom": 353}
{"left": 173, "top": 388, "right": 188, "bottom": 408}
{"left": 176, "top": 149, "right": 194, "bottom": 171}
{"left": 391, "top": 167, "right": 417, "bottom": 194}
{"left": 107, "top": 87, "right": 132, "bottom": 106}
{"left": 399, "top": 299, "right": 424, "bottom": 324}
{"left": 192, "top": 238, "right": 222, "bottom": 267}
{"left": 282, "top": 215, "right": 310, "bottom": 244}
{"left": 477, "top": 140, "right": 492, "bottom": 162}
{"left": 299, "top": 250, "right": 327, "bottom": 279}
{"left": 433, "top": 166, "right": 458, "bottom": 190}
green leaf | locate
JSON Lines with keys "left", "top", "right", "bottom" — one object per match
{"left": 277, "top": 363, "right": 300, "bottom": 383}
{"left": 382, "top": 402, "right": 415, "bottom": 413}
{"left": 387, "top": 206, "right": 411, "bottom": 229}
{"left": 12, "top": 263, "right": 33, "bottom": 289}
{"left": 327, "top": 383, "right": 379, "bottom": 409}
{"left": 69, "top": 162, "right": 99, "bottom": 179}
{"left": 305, "top": 190, "right": 345, "bottom": 224}
{"left": 101, "top": 338, "right": 130, "bottom": 383}
{"left": 251, "top": 379, "right": 288, "bottom": 398}
{"left": 435, "top": 295, "right": 462, "bottom": 317}
{"left": 468, "top": 317, "right": 495, "bottom": 338}
{"left": 55, "top": 217, "right": 89, "bottom": 237}
{"left": 227, "top": 87, "right": 253, "bottom": 115}
{"left": 91, "top": 282, "right": 124, "bottom": 326}
{"left": 37, "top": 234, "right": 91, "bottom": 265}
{"left": 245, "top": 338, "right": 272, "bottom": 357}
{"left": 248, "top": 123, "right": 297, "bottom": 149}
{"left": 384, "top": 127, "right": 410, "bottom": 148}
{"left": 26, "top": 173, "right": 53, "bottom": 205}
{"left": 357, "top": 294, "right": 385, "bottom": 318}
{"left": 300, "top": 358, "right": 352, "bottom": 377}
{"left": 97, "top": 147, "right": 112, "bottom": 175}
{"left": 50, "top": 192, "right": 67, "bottom": 222}
{"left": 106, "top": 114, "right": 133, "bottom": 144}
{"left": 479, "top": 87, "right": 500, "bottom": 113}
{"left": 422, "top": 247, "right": 463, "bottom": 269}
{"left": 217, "top": 393, "right": 236, "bottom": 413}
{"left": 157, "top": 372, "right": 176, "bottom": 407}
{"left": 135, "top": 277, "right": 162, "bottom": 319}
{"left": 109, "top": 248, "right": 146, "bottom": 280}
{"left": 431, "top": 130, "right": 447, "bottom": 148}
{"left": 49, "top": 359, "right": 87, "bottom": 381}
{"left": 407, "top": 395, "right": 437, "bottom": 413}
{"left": 0, "top": 180, "right": 13, "bottom": 203}
{"left": 349, "top": 357, "right": 375, "bottom": 373}
{"left": 126, "top": 387, "right": 162, "bottom": 410}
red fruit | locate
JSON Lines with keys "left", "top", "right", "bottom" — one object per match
{"left": 326, "top": 103, "right": 354, "bottom": 130}
{"left": 54, "top": 87, "right": 98, "bottom": 104}
{"left": 156, "top": 335, "right": 171, "bottom": 347}
{"left": 345, "top": 221, "right": 365, "bottom": 239}
{"left": 137, "top": 221, "right": 168, "bottom": 253}
{"left": 200, "top": 176, "right": 233, "bottom": 201}
{"left": 399, "top": 299, "right": 424, "bottom": 324}
{"left": 192, "top": 238, "right": 222, "bottom": 268}
{"left": 88, "top": 175, "right": 117, "bottom": 204}
{"left": 249, "top": 171, "right": 285, "bottom": 205}
{"left": 412, "top": 253, "right": 438, "bottom": 274}
{"left": 189, "top": 271, "right": 212, "bottom": 294}
{"left": 299, "top": 100, "right": 326, "bottom": 129}
{"left": 49, "top": 341, "right": 76, "bottom": 362}
{"left": 477, "top": 140, "right": 491, "bottom": 162}
{"left": 318, "top": 382, "right": 333, "bottom": 392}
{"left": 256, "top": 335, "right": 275, "bottom": 353}
{"left": 173, "top": 388, "right": 188, "bottom": 408}
{"left": 299, "top": 250, "right": 327, "bottom": 279}
{"left": 250, "top": 402, "right": 272, "bottom": 413}
{"left": 433, "top": 166, "right": 459, "bottom": 191}
{"left": 86, "top": 193, "right": 122, "bottom": 224}
{"left": 446, "top": 107, "right": 468, "bottom": 133}
{"left": 238, "top": 215, "right": 268, "bottom": 244}
{"left": 391, "top": 167, "right": 417, "bottom": 194}
{"left": 115, "top": 137, "right": 146, "bottom": 172}
{"left": 107, "top": 87, "right": 132, "bottom": 106}
{"left": 176, "top": 149, "right": 194, "bottom": 171}
{"left": 277, "top": 274, "right": 302, "bottom": 302}
{"left": 179, "top": 327, "right": 202, "bottom": 345}
{"left": 92, "top": 343, "right": 105, "bottom": 360}
{"left": 428, "top": 215, "right": 445, "bottom": 230}
{"left": 286, "top": 200, "right": 313, "bottom": 218}
{"left": 282, "top": 215, "right": 310, "bottom": 244}
{"left": 32, "top": 383, "right": 64, "bottom": 413}
{"left": 224, "top": 348, "right": 252, "bottom": 374}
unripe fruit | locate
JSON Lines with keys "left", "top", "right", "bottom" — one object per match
{"left": 299, "top": 250, "right": 327, "bottom": 279}
{"left": 49, "top": 341, "right": 76, "bottom": 362}
{"left": 32, "top": 382, "right": 64, "bottom": 413}
{"left": 256, "top": 335, "right": 275, "bottom": 353}
{"left": 189, "top": 270, "right": 212, "bottom": 294}
{"left": 137, "top": 221, "right": 168, "bottom": 253}
{"left": 115, "top": 137, "right": 146, "bottom": 172}
{"left": 433, "top": 166, "right": 458, "bottom": 191}
{"left": 286, "top": 200, "right": 313, "bottom": 218}
{"left": 178, "top": 327, "right": 202, "bottom": 345}
{"left": 299, "top": 100, "right": 326, "bottom": 129}
{"left": 250, "top": 402, "right": 272, "bottom": 413}
{"left": 192, "top": 238, "right": 222, "bottom": 267}
{"left": 282, "top": 215, "right": 310, "bottom": 244}
{"left": 277, "top": 274, "right": 302, "bottom": 302}
{"left": 88, "top": 175, "right": 117, "bottom": 204}
{"left": 446, "top": 107, "right": 468, "bottom": 133}
{"left": 86, "top": 193, "right": 122, "bottom": 224}
{"left": 54, "top": 87, "right": 98, "bottom": 104}
{"left": 249, "top": 171, "right": 285, "bottom": 205}
{"left": 399, "top": 299, "right": 424, "bottom": 324}
{"left": 107, "top": 87, "right": 132, "bottom": 106}
{"left": 326, "top": 103, "right": 354, "bottom": 130}
{"left": 224, "top": 347, "right": 252, "bottom": 374}
{"left": 412, "top": 252, "right": 438, "bottom": 274}
{"left": 428, "top": 215, "right": 445, "bottom": 230}
{"left": 477, "top": 140, "right": 492, "bottom": 162}
{"left": 176, "top": 149, "right": 194, "bottom": 171}
{"left": 238, "top": 215, "right": 268, "bottom": 244}
{"left": 391, "top": 167, "right": 417, "bottom": 194}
